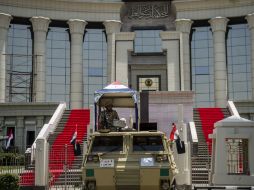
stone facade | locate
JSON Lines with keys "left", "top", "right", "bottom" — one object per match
{"left": 0, "top": 103, "right": 58, "bottom": 152}
{"left": 0, "top": 0, "right": 254, "bottom": 152}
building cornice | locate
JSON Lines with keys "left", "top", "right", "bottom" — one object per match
{"left": 0, "top": 0, "right": 123, "bottom": 21}
{"left": 173, "top": 0, "right": 254, "bottom": 12}
{"left": 0, "top": 0, "right": 123, "bottom": 12}
{"left": 55, "top": 0, "right": 122, "bottom": 3}
{"left": 173, "top": 0, "right": 254, "bottom": 20}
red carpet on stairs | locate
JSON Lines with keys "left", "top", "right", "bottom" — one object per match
{"left": 49, "top": 109, "right": 90, "bottom": 185}
{"left": 197, "top": 108, "right": 225, "bottom": 154}
{"left": 20, "top": 109, "right": 90, "bottom": 187}
{"left": 19, "top": 171, "right": 35, "bottom": 186}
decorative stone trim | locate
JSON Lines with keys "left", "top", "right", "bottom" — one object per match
{"left": 103, "top": 20, "right": 122, "bottom": 34}
{"left": 209, "top": 16, "right": 229, "bottom": 32}
{"left": 67, "top": 19, "right": 87, "bottom": 34}
{"left": 175, "top": 19, "right": 193, "bottom": 33}
{"left": 0, "top": 13, "right": 12, "bottom": 29}
{"left": 246, "top": 13, "right": 254, "bottom": 29}
{"left": 128, "top": 3, "right": 169, "bottom": 19}
{"left": 30, "top": 16, "right": 51, "bottom": 32}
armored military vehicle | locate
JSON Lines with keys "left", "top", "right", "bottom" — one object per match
{"left": 82, "top": 130, "right": 178, "bottom": 190}
{"left": 81, "top": 82, "right": 178, "bottom": 190}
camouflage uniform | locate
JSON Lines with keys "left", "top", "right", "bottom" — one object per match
{"left": 99, "top": 110, "right": 119, "bottom": 129}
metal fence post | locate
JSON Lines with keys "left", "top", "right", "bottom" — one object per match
{"left": 65, "top": 144, "right": 67, "bottom": 190}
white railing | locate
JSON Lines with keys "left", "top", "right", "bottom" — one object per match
{"left": 227, "top": 100, "right": 240, "bottom": 117}
{"left": 30, "top": 102, "right": 66, "bottom": 161}
{"left": 189, "top": 121, "right": 198, "bottom": 157}
{"left": 189, "top": 121, "right": 198, "bottom": 143}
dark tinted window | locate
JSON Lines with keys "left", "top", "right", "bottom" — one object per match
{"left": 91, "top": 136, "right": 123, "bottom": 152}
{"left": 133, "top": 136, "right": 164, "bottom": 151}
{"left": 191, "top": 26, "right": 214, "bottom": 107}
{"left": 46, "top": 27, "right": 70, "bottom": 107}
{"left": 83, "top": 29, "right": 107, "bottom": 108}
{"left": 134, "top": 30, "right": 162, "bottom": 53}
{"left": 7, "top": 24, "right": 32, "bottom": 102}
{"left": 227, "top": 24, "right": 251, "bottom": 100}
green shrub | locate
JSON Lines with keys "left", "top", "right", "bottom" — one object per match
{"left": 0, "top": 153, "right": 25, "bottom": 166}
{"left": 0, "top": 173, "right": 19, "bottom": 190}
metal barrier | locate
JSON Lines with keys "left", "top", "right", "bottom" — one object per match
{"left": 0, "top": 145, "right": 35, "bottom": 186}
{"left": 0, "top": 154, "right": 25, "bottom": 175}
{"left": 48, "top": 144, "right": 83, "bottom": 190}
{"left": 194, "top": 186, "right": 253, "bottom": 190}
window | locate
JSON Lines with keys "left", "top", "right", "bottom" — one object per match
{"left": 6, "top": 24, "right": 33, "bottom": 102}
{"left": 91, "top": 136, "right": 123, "bottom": 152}
{"left": 191, "top": 26, "right": 215, "bottom": 107}
{"left": 46, "top": 27, "right": 70, "bottom": 107}
{"left": 225, "top": 138, "right": 249, "bottom": 175}
{"left": 227, "top": 24, "right": 252, "bottom": 101}
{"left": 133, "top": 136, "right": 164, "bottom": 151}
{"left": 6, "top": 127, "right": 15, "bottom": 148}
{"left": 134, "top": 30, "right": 162, "bottom": 53}
{"left": 26, "top": 131, "right": 35, "bottom": 148}
{"left": 83, "top": 29, "right": 107, "bottom": 108}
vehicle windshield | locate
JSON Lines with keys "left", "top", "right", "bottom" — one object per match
{"left": 91, "top": 136, "right": 123, "bottom": 152}
{"left": 133, "top": 135, "right": 164, "bottom": 151}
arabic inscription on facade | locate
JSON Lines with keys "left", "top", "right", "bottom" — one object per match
{"left": 128, "top": 4, "right": 169, "bottom": 19}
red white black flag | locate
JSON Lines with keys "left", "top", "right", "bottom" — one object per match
{"left": 70, "top": 124, "right": 77, "bottom": 145}
{"left": 6, "top": 129, "right": 13, "bottom": 150}
{"left": 169, "top": 123, "right": 179, "bottom": 141}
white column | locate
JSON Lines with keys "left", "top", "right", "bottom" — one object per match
{"left": 175, "top": 19, "right": 193, "bottom": 90}
{"left": 174, "top": 104, "right": 191, "bottom": 188}
{"left": 0, "top": 13, "right": 12, "bottom": 102}
{"left": 103, "top": 20, "right": 122, "bottom": 84}
{"left": 209, "top": 17, "right": 229, "bottom": 107}
{"left": 16, "top": 116, "right": 24, "bottom": 152}
{"left": 246, "top": 13, "right": 254, "bottom": 99}
{"left": 115, "top": 32, "right": 135, "bottom": 86}
{"left": 35, "top": 138, "right": 48, "bottom": 187}
{"left": 30, "top": 16, "right": 50, "bottom": 102}
{"left": 68, "top": 19, "right": 87, "bottom": 109}
{"left": 160, "top": 31, "right": 180, "bottom": 91}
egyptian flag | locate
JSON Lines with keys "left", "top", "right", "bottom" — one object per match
{"left": 6, "top": 129, "right": 13, "bottom": 150}
{"left": 169, "top": 123, "right": 179, "bottom": 141}
{"left": 175, "top": 136, "right": 186, "bottom": 154}
{"left": 70, "top": 125, "right": 77, "bottom": 145}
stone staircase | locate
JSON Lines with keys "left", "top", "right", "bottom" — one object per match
{"left": 192, "top": 108, "right": 230, "bottom": 185}
{"left": 47, "top": 109, "right": 88, "bottom": 187}
{"left": 48, "top": 110, "right": 71, "bottom": 145}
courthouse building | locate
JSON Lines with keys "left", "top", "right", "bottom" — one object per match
{"left": 0, "top": 0, "right": 254, "bottom": 151}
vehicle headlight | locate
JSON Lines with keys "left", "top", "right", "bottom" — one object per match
{"left": 156, "top": 154, "right": 168, "bottom": 162}
{"left": 160, "top": 180, "right": 170, "bottom": 190}
{"left": 87, "top": 155, "right": 99, "bottom": 162}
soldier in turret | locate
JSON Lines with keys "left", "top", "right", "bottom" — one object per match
{"left": 99, "top": 102, "right": 119, "bottom": 130}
